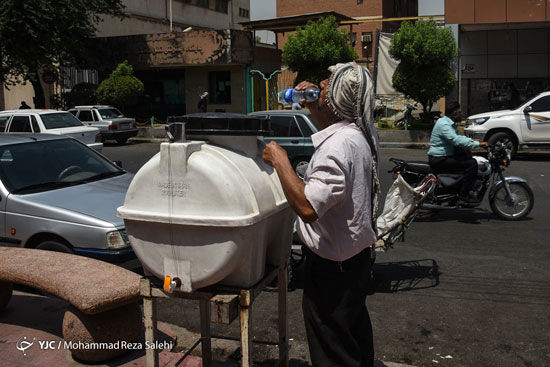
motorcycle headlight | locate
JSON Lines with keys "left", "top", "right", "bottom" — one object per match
{"left": 470, "top": 117, "right": 490, "bottom": 125}
{"left": 106, "top": 230, "right": 129, "bottom": 249}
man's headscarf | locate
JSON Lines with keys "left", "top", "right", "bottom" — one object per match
{"left": 200, "top": 92, "right": 209, "bottom": 99}
{"left": 325, "top": 61, "right": 381, "bottom": 226}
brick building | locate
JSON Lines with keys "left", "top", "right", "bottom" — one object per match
{"left": 445, "top": 0, "right": 550, "bottom": 115}
{"left": 275, "top": 0, "right": 417, "bottom": 67}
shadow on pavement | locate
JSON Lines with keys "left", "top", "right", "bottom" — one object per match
{"left": 374, "top": 259, "right": 440, "bottom": 293}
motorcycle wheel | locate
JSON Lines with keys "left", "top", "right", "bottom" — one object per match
{"left": 490, "top": 182, "right": 534, "bottom": 220}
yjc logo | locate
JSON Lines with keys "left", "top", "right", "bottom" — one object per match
{"left": 16, "top": 336, "right": 35, "bottom": 356}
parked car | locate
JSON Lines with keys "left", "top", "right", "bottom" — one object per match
{"left": 0, "top": 109, "right": 103, "bottom": 152}
{"left": 464, "top": 91, "right": 550, "bottom": 155}
{"left": 0, "top": 133, "right": 138, "bottom": 269}
{"left": 248, "top": 110, "right": 318, "bottom": 178}
{"left": 69, "top": 105, "right": 138, "bottom": 144}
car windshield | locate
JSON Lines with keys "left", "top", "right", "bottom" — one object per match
{"left": 41, "top": 113, "right": 84, "bottom": 129}
{"left": 0, "top": 138, "right": 124, "bottom": 194}
{"left": 98, "top": 108, "right": 125, "bottom": 119}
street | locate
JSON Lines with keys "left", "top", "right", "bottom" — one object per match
{"left": 104, "top": 141, "right": 550, "bottom": 367}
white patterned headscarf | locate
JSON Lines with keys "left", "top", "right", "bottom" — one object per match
{"left": 325, "top": 61, "right": 381, "bottom": 225}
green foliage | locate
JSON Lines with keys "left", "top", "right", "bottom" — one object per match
{"left": 97, "top": 61, "right": 144, "bottom": 109}
{"left": 282, "top": 16, "right": 358, "bottom": 85}
{"left": 389, "top": 21, "right": 458, "bottom": 114}
{"left": 0, "top": 0, "right": 125, "bottom": 107}
{"left": 110, "top": 60, "right": 134, "bottom": 77}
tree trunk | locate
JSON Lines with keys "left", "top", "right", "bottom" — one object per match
{"left": 30, "top": 73, "right": 46, "bottom": 108}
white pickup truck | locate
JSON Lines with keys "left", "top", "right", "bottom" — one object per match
{"left": 464, "top": 91, "right": 550, "bottom": 154}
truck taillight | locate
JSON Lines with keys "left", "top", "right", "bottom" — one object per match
{"left": 133, "top": 122, "right": 137, "bottom": 128}
{"left": 95, "top": 133, "right": 102, "bottom": 142}
{"left": 109, "top": 125, "right": 117, "bottom": 130}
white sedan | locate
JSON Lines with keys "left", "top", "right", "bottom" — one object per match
{"left": 0, "top": 109, "right": 103, "bottom": 151}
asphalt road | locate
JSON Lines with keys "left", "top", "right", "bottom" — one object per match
{"left": 104, "top": 141, "right": 550, "bottom": 367}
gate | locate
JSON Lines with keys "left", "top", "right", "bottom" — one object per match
{"left": 248, "top": 68, "right": 296, "bottom": 112}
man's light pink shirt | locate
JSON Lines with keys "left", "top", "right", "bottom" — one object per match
{"left": 296, "top": 121, "right": 376, "bottom": 261}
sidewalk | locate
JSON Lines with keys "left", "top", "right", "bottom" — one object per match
{"left": 0, "top": 290, "right": 415, "bottom": 367}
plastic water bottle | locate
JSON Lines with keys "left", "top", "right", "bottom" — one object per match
{"left": 278, "top": 87, "right": 320, "bottom": 104}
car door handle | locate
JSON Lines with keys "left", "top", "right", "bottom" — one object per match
{"left": 291, "top": 140, "right": 299, "bottom": 144}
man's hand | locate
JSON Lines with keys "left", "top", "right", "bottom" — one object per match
{"left": 262, "top": 141, "right": 289, "bottom": 168}
{"left": 474, "top": 139, "right": 489, "bottom": 148}
{"left": 294, "top": 81, "right": 319, "bottom": 109}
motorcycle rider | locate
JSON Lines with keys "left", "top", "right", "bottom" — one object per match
{"left": 428, "top": 101, "right": 488, "bottom": 202}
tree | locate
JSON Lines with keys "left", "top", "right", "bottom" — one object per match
{"left": 282, "top": 16, "right": 358, "bottom": 85}
{"left": 97, "top": 61, "right": 144, "bottom": 111}
{"left": 389, "top": 20, "right": 458, "bottom": 116}
{"left": 0, "top": 0, "right": 125, "bottom": 108}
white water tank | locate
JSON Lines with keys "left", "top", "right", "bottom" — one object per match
{"left": 117, "top": 114, "right": 295, "bottom": 292}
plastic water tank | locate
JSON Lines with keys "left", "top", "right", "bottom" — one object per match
{"left": 117, "top": 113, "right": 295, "bottom": 292}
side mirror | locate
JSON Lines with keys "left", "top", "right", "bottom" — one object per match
{"left": 523, "top": 106, "right": 532, "bottom": 114}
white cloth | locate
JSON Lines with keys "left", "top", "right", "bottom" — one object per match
{"left": 325, "top": 62, "right": 381, "bottom": 230}
{"left": 376, "top": 175, "right": 418, "bottom": 241}
{"left": 296, "top": 121, "right": 376, "bottom": 262}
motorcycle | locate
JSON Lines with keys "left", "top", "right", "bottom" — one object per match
{"left": 395, "top": 103, "right": 441, "bottom": 129}
{"left": 388, "top": 143, "right": 534, "bottom": 220}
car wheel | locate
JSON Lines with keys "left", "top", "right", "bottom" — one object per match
{"left": 293, "top": 158, "right": 310, "bottom": 180}
{"left": 116, "top": 138, "right": 128, "bottom": 145}
{"left": 488, "top": 132, "right": 517, "bottom": 155}
{"left": 35, "top": 240, "right": 73, "bottom": 254}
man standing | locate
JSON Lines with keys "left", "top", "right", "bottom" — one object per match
{"left": 263, "top": 62, "right": 380, "bottom": 367}
{"left": 428, "top": 101, "right": 488, "bottom": 202}
{"left": 19, "top": 101, "right": 31, "bottom": 109}
{"left": 198, "top": 92, "right": 208, "bottom": 113}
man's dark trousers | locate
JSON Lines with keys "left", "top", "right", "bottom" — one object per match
{"left": 302, "top": 246, "right": 374, "bottom": 367}
{"left": 429, "top": 155, "right": 478, "bottom": 196}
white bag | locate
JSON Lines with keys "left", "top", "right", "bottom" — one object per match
{"left": 376, "top": 174, "right": 436, "bottom": 249}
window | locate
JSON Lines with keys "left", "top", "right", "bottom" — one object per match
{"left": 239, "top": 8, "right": 249, "bottom": 18}
{"left": 269, "top": 116, "right": 292, "bottom": 137}
{"left": 97, "top": 108, "right": 124, "bottom": 119}
{"left": 41, "top": 113, "right": 84, "bottom": 129}
{"left": 196, "top": 0, "right": 209, "bottom": 8}
{"left": 0, "top": 116, "right": 10, "bottom": 131}
{"left": 78, "top": 110, "right": 94, "bottom": 121}
{"left": 216, "top": 0, "right": 228, "bottom": 13}
{"left": 9, "top": 116, "right": 32, "bottom": 132}
{"left": 362, "top": 32, "right": 374, "bottom": 59}
{"left": 350, "top": 32, "right": 357, "bottom": 46}
{"left": 529, "top": 96, "right": 550, "bottom": 113}
{"left": 209, "top": 71, "right": 231, "bottom": 104}
{"left": 295, "top": 115, "right": 314, "bottom": 137}
{"left": 31, "top": 116, "right": 40, "bottom": 132}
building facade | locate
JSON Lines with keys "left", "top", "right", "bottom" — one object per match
{"left": 446, "top": 0, "right": 550, "bottom": 115}
{"left": 2, "top": 0, "right": 254, "bottom": 117}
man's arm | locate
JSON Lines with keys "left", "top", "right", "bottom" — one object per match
{"left": 262, "top": 141, "right": 318, "bottom": 223}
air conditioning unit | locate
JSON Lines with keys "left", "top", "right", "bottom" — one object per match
{"left": 361, "top": 33, "right": 372, "bottom": 43}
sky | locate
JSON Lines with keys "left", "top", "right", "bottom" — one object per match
{"left": 249, "top": 0, "right": 277, "bottom": 44}
{"left": 250, "top": 0, "right": 276, "bottom": 21}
